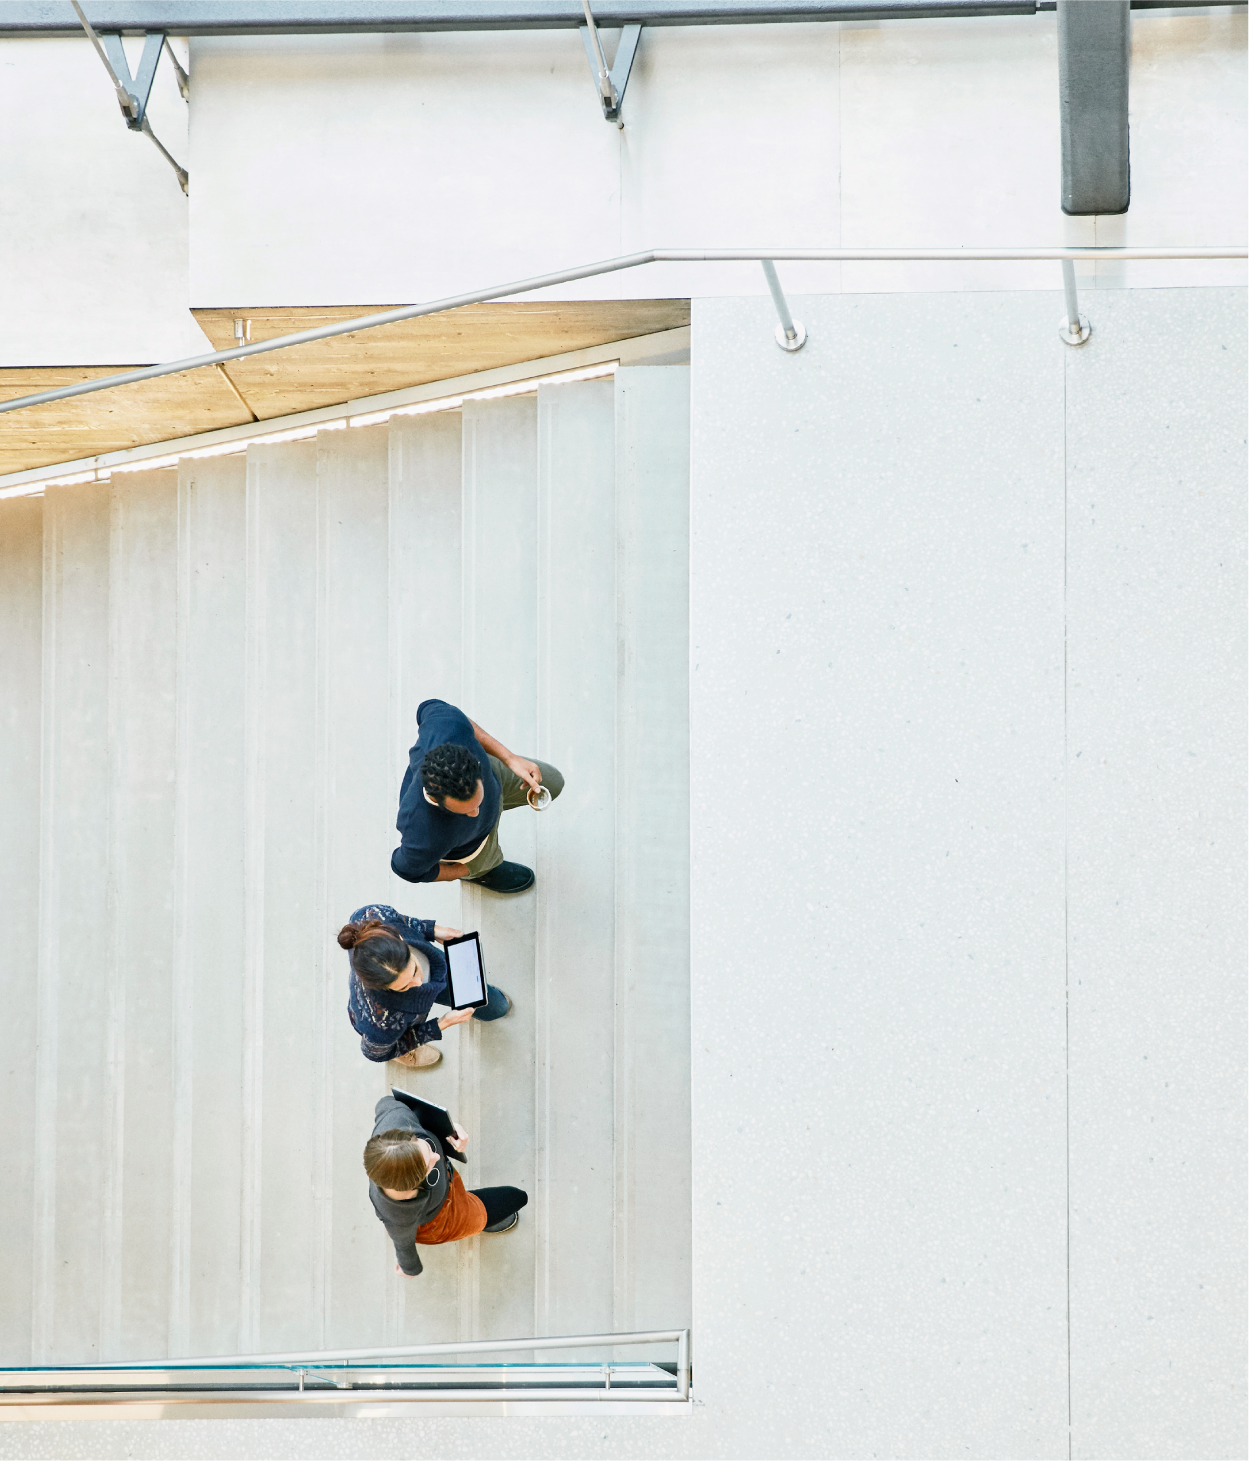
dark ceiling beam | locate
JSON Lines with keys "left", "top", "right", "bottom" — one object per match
{"left": 0, "top": 0, "right": 1236, "bottom": 35}
{"left": 2, "top": 2, "right": 1039, "bottom": 34}
{"left": 1058, "top": 0, "right": 1130, "bottom": 214}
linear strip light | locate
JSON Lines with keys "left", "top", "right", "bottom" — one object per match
{"left": 0, "top": 362, "right": 619, "bottom": 498}
{"left": 349, "top": 361, "right": 617, "bottom": 427}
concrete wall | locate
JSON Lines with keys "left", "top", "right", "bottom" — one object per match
{"left": 1, "top": 11, "right": 1244, "bottom": 363}
{"left": 0, "top": 36, "right": 198, "bottom": 365}
{"left": 691, "top": 287, "right": 1072, "bottom": 1458}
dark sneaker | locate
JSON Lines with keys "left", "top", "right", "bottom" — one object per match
{"left": 483, "top": 1211, "right": 519, "bottom": 1234}
{"left": 473, "top": 985, "right": 511, "bottom": 1022}
{"left": 470, "top": 861, "right": 534, "bottom": 894}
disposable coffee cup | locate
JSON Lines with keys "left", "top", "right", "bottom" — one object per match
{"left": 527, "top": 784, "right": 552, "bottom": 811}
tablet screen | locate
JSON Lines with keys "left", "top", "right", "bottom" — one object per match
{"left": 446, "top": 933, "right": 486, "bottom": 1009}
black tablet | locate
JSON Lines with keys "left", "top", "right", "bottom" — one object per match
{"left": 443, "top": 930, "right": 489, "bottom": 1011}
{"left": 390, "top": 1088, "right": 466, "bottom": 1163}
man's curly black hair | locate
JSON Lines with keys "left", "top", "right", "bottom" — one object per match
{"left": 420, "top": 742, "right": 482, "bottom": 805}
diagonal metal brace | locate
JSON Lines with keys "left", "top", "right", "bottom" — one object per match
{"left": 580, "top": 4, "right": 640, "bottom": 126}
{"left": 70, "top": 1, "right": 189, "bottom": 194}
{"left": 99, "top": 30, "right": 164, "bottom": 128}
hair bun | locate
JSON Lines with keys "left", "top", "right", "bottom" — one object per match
{"left": 337, "top": 916, "right": 391, "bottom": 953}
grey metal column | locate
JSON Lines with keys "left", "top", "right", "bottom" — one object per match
{"left": 1058, "top": 0, "right": 1130, "bottom": 215}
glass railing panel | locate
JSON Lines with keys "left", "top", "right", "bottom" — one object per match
{"left": 0, "top": 1330, "right": 690, "bottom": 1404}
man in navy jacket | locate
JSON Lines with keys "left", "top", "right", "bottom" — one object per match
{"left": 391, "top": 699, "right": 564, "bottom": 895}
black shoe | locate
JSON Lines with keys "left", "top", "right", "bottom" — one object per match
{"left": 483, "top": 1211, "right": 519, "bottom": 1234}
{"left": 469, "top": 861, "right": 534, "bottom": 894}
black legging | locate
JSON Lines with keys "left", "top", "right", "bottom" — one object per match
{"left": 471, "top": 1186, "right": 528, "bottom": 1226}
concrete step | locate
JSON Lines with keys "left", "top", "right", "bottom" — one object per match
{"left": 0, "top": 363, "right": 691, "bottom": 1365}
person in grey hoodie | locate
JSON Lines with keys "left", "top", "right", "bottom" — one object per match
{"left": 365, "top": 1094, "right": 528, "bottom": 1277}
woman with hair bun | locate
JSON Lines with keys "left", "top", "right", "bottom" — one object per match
{"left": 339, "top": 904, "right": 510, "bottom": 1070}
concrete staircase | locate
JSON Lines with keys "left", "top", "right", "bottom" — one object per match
{"left": 0, "top": 366, "right": 691, "bottom": 1364}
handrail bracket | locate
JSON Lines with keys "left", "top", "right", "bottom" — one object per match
{"left": 762, "top": 259, "right": 807, "bottom": 351}
{"left": 580, "top": 2, "right": 641, "bottom": 127}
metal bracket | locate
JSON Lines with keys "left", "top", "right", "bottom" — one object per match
{"left": 580, "top": 2, "right": 640, "bottom": 127}
{"left": 761, "top": 260, "right": 806, "bottom": 351}
{"left": 70, "top": 2, "right": 189, "bottom": 194}
{"left": 99, "top": 30, "right": 164, "bottom": 128}
{"left": 1058, "top": 258, "right": 1092, "bottom": 345}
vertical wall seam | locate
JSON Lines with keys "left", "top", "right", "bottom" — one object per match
{"left": 836, "top": 20, "right": 843, "bottom": 297}
{"left": 238, "top": 454, "right": 266, "bottom": 1353}
{"left": 168, "top": 470, "right": 194, "bottom": 1355}
{"left": 1063, "top": 341, "right": 1073, "bottom": 1461}
{"left": 458, "top": 419, "right": 472, "bottom": 1346}
{"left": 31, "top": 494, "right": 61, "bottom": 1365}
{"left": 458, "top": 415, "right": 483, "bottom": 1342}
{"left": 604, "top": 381, "right": 621, "bottom": 1349}
{"left": 100, "top": 481, "right": 126, "bottom": 1362}
{"left": 312, "top": 437, "right": 333, "bottom": 1350}
{"left": 533, "top": 399, "right": 553, "bottom": 1339}
{"left": 611, "top": 380, "right": 631, "bottom": 1336}
{"left": 383, "top": 428, "right": 405, "bottom": 1350}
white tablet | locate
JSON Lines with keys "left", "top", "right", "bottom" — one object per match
{"left": 443, "top": 931, "right": 489, "bottom": 1011}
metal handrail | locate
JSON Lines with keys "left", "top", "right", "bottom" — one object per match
{"left": 1, "top": 244, "right": 1243, "bottom": 418}
{"left": 1, "top": 1328, "right": 692, "bottom": 1401}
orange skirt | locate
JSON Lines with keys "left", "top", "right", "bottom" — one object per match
{"left": 415, "top": 1168, "right": 487, "bottom": 1245}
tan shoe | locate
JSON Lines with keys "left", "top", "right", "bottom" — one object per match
{"left": 394, "top": 1044, "right": 441, "bottom": 1070}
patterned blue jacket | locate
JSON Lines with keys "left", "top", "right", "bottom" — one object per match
{"left": 345, "top": 904, "right": 449, "bottom": 1062}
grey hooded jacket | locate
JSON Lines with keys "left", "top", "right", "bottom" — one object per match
{"left": 367, "top": 1094, "right": 451, "bottom": 1276}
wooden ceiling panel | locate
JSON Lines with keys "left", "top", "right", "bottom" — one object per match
{"left": 1, "top": 300, "right": 690, "bottom": 476}
{"left": 0, "top": 366, "right": 253, "bottom": 475}
{"left": 192, "top": 300, "right": 691, "bottom": 418}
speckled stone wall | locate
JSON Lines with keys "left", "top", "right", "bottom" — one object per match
{"left": 1063, "top": 289, "right": 1247, "bottom": 1460}
{"left": 689, "top": 289, "right": 1071, "bottom": 1460}
{"left": 1, "top": 287, "right": 1242, "bottom": 1461}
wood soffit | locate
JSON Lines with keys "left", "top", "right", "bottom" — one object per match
{"left": 0, "top": 300, "right": 692, "bottom": 476}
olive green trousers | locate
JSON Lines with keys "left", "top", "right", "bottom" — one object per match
{"left": 459, "top": 754, "right": 565, "bottom": 878}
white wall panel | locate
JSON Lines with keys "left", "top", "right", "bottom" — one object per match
{"left": 183, "top": 16, "right": 1243, "bottom": 312}
{"left": 104, "top": 468, "right": 179, "bottom": 1362}
{"left": 171, "top": 455, "right": 248, "bottom": 1356}
{"left": 534, "top": 378, "right": 618, "bottom": 1344}
{"left": 33, "top": 482, "right": 113, "bottom": 1364}
{"left": 239, "top": 438, "right": 322, "bottom": 1353}
{"left": 612, "top": 366, "right": 692, "bottom": 1342}
{"left": 616, "top": 25, "right": 841, "bottom": 301}
{"left": 313, "top": 424, "right": 397, "bottom": 1349}
{"left": 187, "top": 31, "right": 619, "bottom": 308}
{"left": 840, "top": 17, "right": 1061, "bottom": 294}
{"left": 687, "top": 291, "right": 1069, "bottom": 1458}
{"left": 1065, "top": 287, "right": 1247, "bottom": 1460}
{"left": 0, "top": 37, "right": 194, "bottom": 364}
{"left": 459, "top": 395, "right": 539, "bottom": 1348}
{"left": 0, "top": 497, "right": 43, "bottom": 1363}
{"left": 387, "top": 412, "right": 465, "bottom": 939}
{"left": 385, "top": 412, "right": 467, "bottom": 1344}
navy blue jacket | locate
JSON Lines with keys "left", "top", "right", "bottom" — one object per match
{"left": 392, "top": 700, "right": 502, "bottom": 883}
{"left": 345, "top": 905, "right": 448, "bottom": 1062}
